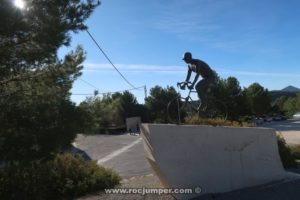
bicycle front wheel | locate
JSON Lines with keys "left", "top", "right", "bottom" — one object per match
{"left": 183, "top": 98, "right": 200, "bottom": 117}
{"left": 167, "top": 97, "right": 182, "bottom": 124}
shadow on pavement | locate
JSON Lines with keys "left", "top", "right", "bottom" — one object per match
{"left": 65, "top": 146, "right": 92, "bottom": 161}
{"left": 194, "top": 176, "right": 300, "bottom": 200}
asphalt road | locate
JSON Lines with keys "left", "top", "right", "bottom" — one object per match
{"left": 73, "top": 133, "right": 153, "bottom": 179}
{"left": 260, "top": 119, "right": 300, "bottom": 145}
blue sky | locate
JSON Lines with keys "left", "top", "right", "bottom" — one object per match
{"left": 58, "top": 0, "right": 300, "bottom": 104}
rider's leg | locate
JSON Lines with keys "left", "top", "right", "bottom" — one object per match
{"left": 195, "top": 80, "right": 208, "bottom": 111}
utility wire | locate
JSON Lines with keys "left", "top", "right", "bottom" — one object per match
{"left": 85, "top": 29, "right": 138, "bottom": 89}
{"left": 78, "top": 78, "right": 102, "bottom": 91}
{"left": 72, "top": 85, "right": 146, "bottom": 96}
{"left": 106, "top": 85, "right": 145, "bottom": 94}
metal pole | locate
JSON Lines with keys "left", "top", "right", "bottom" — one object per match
{"left": 144, "top": 85, "right": 147, "bottom": 99}
{"left": 177, "top": 98, "right": 181, "bottom": 124}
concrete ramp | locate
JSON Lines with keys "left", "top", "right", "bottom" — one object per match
{"left": 141, "top": 124, "right": 286, "bottom": 200}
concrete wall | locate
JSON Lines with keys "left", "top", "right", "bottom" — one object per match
{"left": 141, "top": 124, "right": 286, "bottom": 200}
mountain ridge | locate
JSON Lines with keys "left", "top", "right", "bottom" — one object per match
{"left": 269, "top": 85, "right": 299, "bottom": 100}
{"left": 281, "top": 85, "right": 300, "bottom": 92}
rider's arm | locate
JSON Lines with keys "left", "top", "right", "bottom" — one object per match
{"left": 185, "top": 68, "right": 192, "bottom": 83}
{"left": 191, "top": 74, "right": 200, "bottom": 88}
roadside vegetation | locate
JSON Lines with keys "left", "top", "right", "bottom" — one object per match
{"left": 0, "top": 154, "right": 121, "bottom": 200}
{"left": 0, "top": 1, "right": 120, "bottom": 199}
{"left": 79, "top": 91, "right": 148, "bottom": 134}
{"left": 277, "top": 135, "right": 298, "bottom": 169}
{"left": 290, "top": 144, "right": 300, "bottom": 160}
{"left": 184, "top": 116, "right": 256, "bottom": 127}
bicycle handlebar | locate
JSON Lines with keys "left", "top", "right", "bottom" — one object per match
{"left": 177, "top": 82, "right": 194, "bottom": 91}
{"left": 177, "top": 81, "right": 192, "bottom": 87}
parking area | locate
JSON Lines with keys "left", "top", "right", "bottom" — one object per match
{"left": 260, "top": 119, "right": 300, "bottom": 145}
{"left": 73, "top": 133, "right": 153, "bottom": 179}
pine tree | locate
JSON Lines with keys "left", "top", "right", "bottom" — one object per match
{"left": 0, "top": 0, "right": 100, "bottom": 162}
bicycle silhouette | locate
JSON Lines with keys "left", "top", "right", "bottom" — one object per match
{"left": 167, "top": 82, "right": 228, "bottom": 124}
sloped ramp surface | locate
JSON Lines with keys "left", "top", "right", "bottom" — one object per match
{"left": 141, "top": 124, "right": 287, "bottom": 200}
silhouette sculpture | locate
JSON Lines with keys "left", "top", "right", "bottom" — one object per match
{"left": 180, "top": 52, "right": 217, "bottom": 111}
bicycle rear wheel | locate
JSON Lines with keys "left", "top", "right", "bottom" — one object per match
{"left": 167, "top": 97, "right": 182, "bottom": 124}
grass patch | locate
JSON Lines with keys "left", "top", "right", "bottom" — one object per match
{"left": 184, "top": 115, "right": 256, "bottom": 127}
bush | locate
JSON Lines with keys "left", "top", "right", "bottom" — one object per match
{"left": 277, "top": 135, "right": 297, "bottom": 169}
{"left": 0, "top": 98, "right": 82, "bottom": 162}
{"left": 184, "top": 115, "right": 256, "bottom": 127}
{"left": 0, "top": 154, "right": 121, "bottom": 200}
{"left": 290, "top": 144, "right": 300, "bottom": 160}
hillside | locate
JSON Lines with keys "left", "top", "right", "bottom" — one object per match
{"left": 269, "top": 85, "right": 299, "bottom": 101}
{"left": 281, "top": 85, "right": 300, "bottom": 93}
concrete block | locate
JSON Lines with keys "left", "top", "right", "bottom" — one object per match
{"left": 141, "top": 124, "right": 286, "bottom": 199}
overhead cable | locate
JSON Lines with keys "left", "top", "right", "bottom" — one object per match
{"left": 85, "top": 29, "right": 138, "bottom": 89}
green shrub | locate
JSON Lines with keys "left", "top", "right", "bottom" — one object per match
{"left": 184, "top": 115, "right": 256, "bottom": 127}
{"left": 290, "top": 144, "right": 300, "bottom": 160}
{"left": 0, "top": 154, "right": 121, "bottom": 200}
{"left": 277, "top": 135, "right": 297, "bottom": 169}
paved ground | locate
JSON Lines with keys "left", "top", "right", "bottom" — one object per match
{"left": 194, "top": 175, "right": 300, "bottom": 200}
{"left": 73, "top": 133, "right": 153, "bottom": 179}
{"left": 75, "top": 119, "right": 300, "bottom": 199}
{"left": 260, "top": 119, "right": 300, "bottom": 145}
{"left": 77, "top": 174, "right": 174, "bottom": 200}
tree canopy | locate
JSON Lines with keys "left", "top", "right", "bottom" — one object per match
{"left": 245, "top": 83, "right": 271, "bottom": 116}
{"left": 0, "top": 0, "right": 100, "bottom": 162}
{"left": 283, "top": 93, "right": 300, "bottom": 117}
{"left": 214, "top": 77, "right": 248, "bottom": 120}
{"left": 145, "top": 86, "right": 179, "bottom": 123}
{"left": 79, "top": 91, "right": 148, "bottom": 134}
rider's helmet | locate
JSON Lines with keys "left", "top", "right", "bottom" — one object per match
{"left": 182, "top": 52, "right": 192, "bottom": 61}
